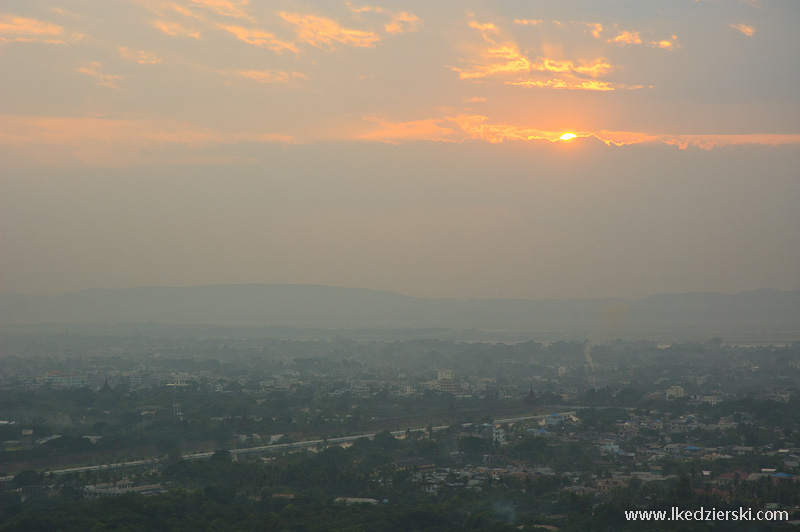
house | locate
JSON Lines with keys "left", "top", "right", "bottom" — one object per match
{"left": 545, "top": 414, "right": 565, "bottom": 427}
{"left": 731, "top": 446, "right": 755, "bottom": 456}
{"left": 596, "top": 477, "right": 627, "bottom": 493}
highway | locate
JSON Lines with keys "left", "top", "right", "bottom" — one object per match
{"left": 1, "top": 411, "right": 575, "bottom": 483}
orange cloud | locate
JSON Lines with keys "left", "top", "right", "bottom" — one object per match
{"left": 345, "top": 4, "right": 419, "bottom": 35}
{"left": 454, "top": 115, "right": 563, "bottom": 144}
{"left": 506, "top": 79, "right": 619, "bottom": 91}
{"left": 357, "top": 115, "right": 456, "bottom": 143}
{"left": 188, "top": 0, "right": 253, "bottom": 21}
{"left": 659, "top": 134, "right": 800, "bottom": 150}
{"left": 152, "top": 19, "right": 200, "bottom": 39}
{"left": 0, "top": 14, "right": 62, "bottom": 35}
{"left": 589, "top": 130, "right": 659, "bottom": 146}
{"left": 354, "top": 113, "right": 800, "bottom": 150}
{"left": 0, "top": 13, "right": 67, "bottom": 43}
{"left": 385, "top": 12, "right": 419, "bottom": 34}
{"left": 454, "top": 114, "right": 562, "bottom": 143}
{"left": 731, "top": 23, "right": 755, "bottom": 36}
{"left": 220, "top": 24, "right": 297, "bottom": 52}
{"left": 235, "top": 69, "right": 307, "bottom": 84}
{"left": 651, "top": 35, "right": 678, "bottom": 49}
{"left": 119, "top": 47, "right": 163, "bottom": 64}
{"left": 468, "top": 20, "right": 499, "bottom": 42}
{"left": 585, "top": 22, "right": 603, "bottom": 38}
{"left": 169, "top": 4, "right": 201, "bottom": 18}
{"left": 609, "top": 30, "right": 642, "bottom": 45}
{"left": 0, "top": 114, "right": 298, "bottom": 167}
{"left": 346, "top": 3, "right": 384, "bottom": 15}
{"left": 456, "top": 53, "right": 613, "bottom": 81}
{"left": 535, "top": 57, "right": 612, "bottom": 77}
{"left": 514, "top": 19, "right": 543, "bottom": 26}
{"left": 50, "top": 7, "right": 81, "bottom": 19}
{"left": 75, "top": 62, "right": 123, "bottom": 89}
{"left": 280, "top": 12, "right": 379, "bottom": 49}
{"left": 454, "top": 43, "right": 532, "bottom": 79}
{"left": 456, "top": 19, "right": 612, "bottom": 81}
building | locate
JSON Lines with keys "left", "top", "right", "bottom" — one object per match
{"left": 437, "top": 369, "right": 459, "bottom": 394}
{"left": 666, "top": 386, "right": 685, "bottom": 400}
{"left": 41, "top": 371, "right": 87, "bottom": 389}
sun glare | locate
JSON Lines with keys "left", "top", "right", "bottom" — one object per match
{"left": 559, "top": 132, "right": 577, "bottom": 141}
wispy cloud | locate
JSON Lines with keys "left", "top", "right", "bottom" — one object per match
{"left": 514, "top": 19, "right": 543, "bottom": 26}
{"left": 454, "top": 43, "right": 532, "bottom": 79}
{"left": 468, "top": 20, "right": 499, "bottom": 41}
{"left": 49, "top": 7, "right": 82, "bottom": 19}
{"left": 219, "top": 24, "right": 296, "bottom": 52}
{"left": 457, "top": 117, "right": 800, "bottom": 149}
{"left": 533, "top": 58, "right": 612, "bottom": 77}
{"left": 235, "top": 69, "right": 307, "bottom": 84}
{"left": 454, "top": 115, "right": 562, "bottom": 143}
{"left": 345, "top": 2, "right": 383, "bottom": 15}
{"left": 355, "top": 113, "right": 800, "bottom": 149}
{"left": 279, "top": 12, "right": 380, "bottom": 49}
{"left": 0, "top": 14, "right": 62, "bottom": 35}
{"left": 730, "top": 23, "right": 755, "bottom": 37}
{"left": 584, "top": 22, "right": 603, "bottom": 39}
{"left": 151, "top": 19, "right": 201, "bottom": 39}
{"left": 345, "top": 4, "right": 420, "bottom": 35}
{"left": 608, "top": 30, "right": 642, "bottom": 45}
{"left": 357, "top": 115, "right": 456, "bottom": 143}
{"left": 659, "top": 134, "right": 799, "bottom": 150}
{"left": 455, "top": 17, "right": 615, "bottom": 89}
{"left": 188, "top": 0, "right": 253, "bottom": 21}
{"left": 75, "top": 62, "right": 123, "bottom": 89}
{"left": 651, "top": 35, "right": 678, "bottom": 49}
{"left": 591, "top": 21, "right": 678, "bottom": 50}
{"left": 384, "top": 12, "right": 419, "bottom": 35}
{"left": 506, "top": 79, "right": 633, "bottom": 91}
{"left": 0, "top": 114, "right": 298, "bottom": 167}
{"left": 0, "top": 13, "right": 67, "bottom": 43}
{"left": 455, "top": 52, "right": 613, "bottom": 81}
{"left": 119, "top": 46, "right": 163, "bottom": 64}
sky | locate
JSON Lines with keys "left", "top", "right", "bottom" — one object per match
{"left": 1, "top": 0, "right": 799, "bottom": 300}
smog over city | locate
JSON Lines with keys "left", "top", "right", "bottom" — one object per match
{"left": 0, "top": 1, "right": 799, "bottom": 530}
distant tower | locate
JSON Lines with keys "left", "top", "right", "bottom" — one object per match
{"left": 22, "top": 429, "right": 33, "bottom": 450}
{"left": 524, "top": 385, "right": 537, "bottom": 406}
{"left": 173, "top": 403, "right": 182, "bottom": 416}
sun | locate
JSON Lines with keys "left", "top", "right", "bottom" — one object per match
{"left": 559, "top": 132, "right": 577, "bottom": 141}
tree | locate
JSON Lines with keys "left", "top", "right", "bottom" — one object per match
{"left": 13, "top": 470, "right": 42, "bottom": 489}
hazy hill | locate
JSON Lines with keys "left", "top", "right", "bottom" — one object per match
{"left": 1, "top": 285, "right": 798, "bottom": 341}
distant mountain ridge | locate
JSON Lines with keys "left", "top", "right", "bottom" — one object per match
{"left": 1, "top": 285, "right": 799, "bottom": 340}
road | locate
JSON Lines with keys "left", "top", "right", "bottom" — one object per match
{"left": 1, "top": 411, "right": 575, "bottom": 483}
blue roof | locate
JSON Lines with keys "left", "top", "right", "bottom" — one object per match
{"left": 771, "top": 472, "right": 792, "bottom": 478}
{"left": 684, "top": 445, "right": 702, "bottom": 451}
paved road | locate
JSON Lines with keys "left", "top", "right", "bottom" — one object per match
{"left": 1, "top": 411, "right": 576, "bottom": 483}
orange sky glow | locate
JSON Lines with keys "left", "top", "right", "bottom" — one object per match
{"left": 1, "top": 1, "right": 798, "bottom": 299}
{"left": 0, "top": 1, "right": 797, "bottom": 165}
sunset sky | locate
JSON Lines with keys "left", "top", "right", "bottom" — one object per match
{"left": 1, "top": 0, "right": 799, "bottom": 299}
